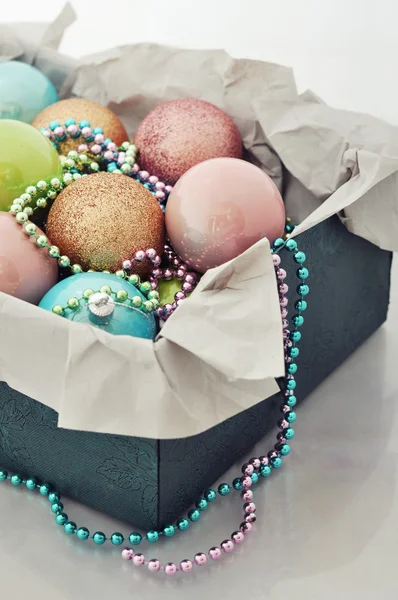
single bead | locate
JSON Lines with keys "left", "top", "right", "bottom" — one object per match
{"left": 79, "top": 120, "right": 90, "bottom": 128}
{"left": 287, "top": 363, "right": 298, "bottom": 375}
{"left": 297, "top": 267, "right": 309, "bottom": 280}
{"left": 277, "top": 268, "right": 287, "bottom": 281}
{"left": 260, "top": 465, "right": 271, "bottom": 477}
{"left": 295, "top": 299, "right": 307, "bottom": 312}
{"left": 271, "top": 456, "right": 283, "bottom": 468}
{"left": 67, "top": 297, "right": 79, "bottom": 310}
{"left": 64, "top": 521, "right": 76, "bottom": 535}
{"left": 245, "top": 513, "right": 257, "bottom": 523}
{"left": 251, "top": 472, "right": 259, "bottom": 484}
{"left": 285, "top": 427, "right": 295, "bottom": 439}
{"left": 243, "top": 502, "right": 256, "bottom": 514}
{"left": 132, "top": 554, "right": 145, "bottom": 567}
{"left": 148, "top": 559, "right": 160, "bottom": 572}
{"left": 297, "top": 284, "right": 309, "bottom": 296}
{"left": 286, "top": 238, "right": 298, "bottom": 251}
{"left": 99, "top": 285, "right": 112, "bottom": 295}
{"left": 241, "top": 489, "right": 254, "bottom": 502}
{"left": 294, "top": 251, "right": 306, "bottom": 264}
{"left": 50, "top": 120, "right": 60, "bottom": 131}
{"left": 0, "top": 469, "right": 8, "bottom": 481}
{"left": 204, "top": 489, "right": 217, "bottom": 502}
{"left": 195, "top": 497, "right": 208, "bottom": 511}
{"left": 242, "top": 462, "right": 254, "bottom": 476}
{"left": 286, "top": 395, "right": 297, "bottom": 407}
{"left": 93, "top": 532, "right": 106, "bottom": 545}
{"left": 39, "top": 483, "right": 51, "bottom": 496}
{"left": 209, "top": 547, "right": 222, "bottom": 560}
{"left": 292, "top": 314, "right": 304, "bottom": 327}
{"left": 51, "top": 501, "right": 64, "bottom": 514}
{"left": 249, "top": 457, "right": 261, "bottom": 470}
{"left": 279, "top": 283, "right": 289, "bottom": 295}
{"left": 58, "top": 256, "right": 70, "bottom": 268}
{"left": 218, "top": 483, "right": 230, "bottom": 496}
{"left": 232, "top": 531, "right": 245, "bottom": 544}
{"left": 25, "top": 477, "right": 37, "bottom": 490}
{"left": 164, "top": 563, "right": 177, "bottom": 576}
{"left": 76, "top": 527, "right": 90, "bottom": 541}
{"left": 48, "top": 491, "right": 60, "bottom": 503}
{"left": 194, "top": 552, "right": 207, "bottom": 566}
{"left": 180, "top": 559, "right": 193, "bottom": 573}
{"left": 220, "top": 540, "right": 234, "bottom": 554}
{"left": 280, "top": 443, "right": 291, "bottom": 456}
{"left": 240, "top": 522, "right": 253, "bottom": 534}
{"left": 233, "top": 477, "right": 243, "bottom": 490}
{"left": 259, "top": 456, "right": 269, "bottom": 466}
{"left": 188, "top": 508, "right": 201, "bottom": 522}
{"left": 163, "top": 524, "right": 175, "bottom": 537}
{"left": 289, "top": 347, "right": 300, "bottom": 359}
{"left": 287, "top": 411, "right": 297, "bottom": 423}
{"left": 146, "top": 530, "right": 159, "bottom": 543}
{"left": 290, "top": 331, "right": 301, "bottom": 343}
{"left": 241, "top": 476, "right": 252, "bottom": 489}
{"left": 176, "top": 518, "right": 189, "bottom": 531}
{"left": 273, "top": 237, "right": 284, "bottom": 249}
{"left": 11, "top": 474, "right": 22, "bottom": 486}
{"left": 111, "top": 532, "right": 124, "bottom": 545}
{"left": 286, "top": 378, "right": 296, "bottom": 390}
{"left": 55, "top": 512, "right": 68, "bottom": 526}
{"left": 278, "top": 418, "right": 290, "bottom": 430}
{"left": 116, "top": 290, "right": 128, "bottom": 302}
{"left": 122, "top": 548, "right": 134, "bottom": 560}
{"left": 272, "top": 254, "right": 281, "bottom": 266}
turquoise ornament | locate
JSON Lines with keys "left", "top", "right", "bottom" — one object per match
{"left": 77, "top": 527, "right": 90, "bottom": 541}
{"left": 39, "top": 273, "right": 157, "bottom": 340}
{"left": 146, "top": 531, "right": 159, "bottom": 543}
{"left": 163, "top": 525, "right": 175, "bottom": 537}
{"left": 0, "top": 61, "right": 58, "bottom": 123}
{"left": 93, "top": 532, "right": 106, "bottom": 545}
{"left": 111, "top": 532, "right": 124, "bottom": 545}
{"left": 25, "top": 477, "right": 37, "bottom": 490}
{"left": 11, "top": 474, "right": 22, "bottom": 486}
{"left": 129, "top": 532, "right": 142, "bottom": 545}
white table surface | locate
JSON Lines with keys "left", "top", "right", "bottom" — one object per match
{"left": 1, "top": 1, "right": 397, "bottom": 598}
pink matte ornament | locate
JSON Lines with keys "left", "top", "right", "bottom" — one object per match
{"left": 165, "top": 158, "right": 285, "bottom": 273}
{"left": 0, "top": 213, "right": 58, "bottom": 304}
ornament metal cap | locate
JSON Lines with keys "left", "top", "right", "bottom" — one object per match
{"left": 88, "top": 292, "right": 115, "bottom": 323}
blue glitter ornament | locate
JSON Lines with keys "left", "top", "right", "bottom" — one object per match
{"left": 39, "top": 273, "right": 157, "bottom": 340}
{"left": 0, "top": 61, "right": 58, "bottom": 124}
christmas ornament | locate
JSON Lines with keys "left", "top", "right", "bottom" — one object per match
{"left": 134, "top": 98, "right": 242, "bottom": 185}
{"left": 46, "top": 172, "right": 165, "bottom": 276}
{"left": 39, "top": 273, "right": 157, "bottom": 340}
{"left": 32, "top": 98, "right": 128, "bottom": 154}
{"left": 0, "top": 120, "right": 62, "bottom": 211}
{"left": 0, "top": 61, "right": 58, "bottom": 123}
{"left": 0, "top": 212, "right": 58, "bottom": 304}
{"left": 166, "top": 157, "right": 285, "bottom": 273}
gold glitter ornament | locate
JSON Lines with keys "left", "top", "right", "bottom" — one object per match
{"left": 32, "top": 98, "right": 128, "bottom": 154}
{"left": 46, "top": 173, "right": 165, "bottom": 276}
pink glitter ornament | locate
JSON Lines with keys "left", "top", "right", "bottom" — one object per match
{"left": 134, "top": 98, "right": 242, "bottom": 185}
{"left": 166, "top": 158, "right": 285, "bottom": 273}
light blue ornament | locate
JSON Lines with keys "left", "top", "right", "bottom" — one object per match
{"left": 39, "top": 273, "right": 157, "bottom": 340}
{"left": 0, "top": 61, "right": 58, "bottom": 124}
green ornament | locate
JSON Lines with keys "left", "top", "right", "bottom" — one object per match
{"left": 0, "top": 120, "right": 62, "bottom": 211}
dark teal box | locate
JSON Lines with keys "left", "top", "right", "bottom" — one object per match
{"left": 0, "top": 215, "right": 392, "bottom": 530}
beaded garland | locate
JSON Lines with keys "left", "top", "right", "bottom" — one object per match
{"left": 40, "top": 121, "right": 173, "bottom": 209}
{"left": 0, "top": 229, "right": 308, "bottom": 577}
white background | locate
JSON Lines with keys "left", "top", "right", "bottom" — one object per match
{"left": 1, "top": 1, "right": 398, "bottom": 599}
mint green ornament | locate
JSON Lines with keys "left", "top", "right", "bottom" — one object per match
{"left": 0, "top": 120, "right": 62, "bottom": 211}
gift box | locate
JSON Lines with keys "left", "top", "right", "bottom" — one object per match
{"left": 0, "top": 7, "right": 396, "bottom": 532}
